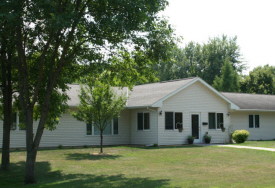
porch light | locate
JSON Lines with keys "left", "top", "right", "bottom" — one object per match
{"left": 159, "top": 110, "right": 162, "bottom": 115}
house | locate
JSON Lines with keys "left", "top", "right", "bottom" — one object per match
{"left": 1, "top": 77, "right": 275, "bottom": 148}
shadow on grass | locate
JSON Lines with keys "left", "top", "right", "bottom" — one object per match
{"left": 65, "top": 153, "right": 122, "bottom": 161}
{"left": 130, "top": 144, "right": 204, "bottom": 150}
{"left": 0, "top": 161, "right": 170, "bottom": 188}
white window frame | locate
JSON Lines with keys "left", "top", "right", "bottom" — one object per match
{"left": 248, "top": 114, "right": 260, "bottom": 128}
{"left": 208, "top": 112, "right": 224, "bottom": 130}
{"left": 164, "top": 111, "right": 183, "bottom": 131}
{"left": 86, "top": 118, "right": 119, "bottom": 136}
{"left": 11, "top": 112, "right": 25, "bottom": 131}
{"left": 137, "top": 111, "right": 150, "bottom": 131}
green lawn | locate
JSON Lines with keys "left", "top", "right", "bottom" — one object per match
{"left": 232, "top": 140, "right": 275, "bottom": 149}
{"left": 1, "top": 145, "right": 275, "bottom": 187}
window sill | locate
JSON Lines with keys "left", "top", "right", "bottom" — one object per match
{"left": 164, "top": 129, "right": 179, "bottom": 131}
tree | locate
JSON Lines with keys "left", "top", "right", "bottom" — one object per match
{"left": 0, "top": 6, "right": 18, "bottom": 170}
{"left": 213, "top": 57, "right": 240, "bottom": 92}
{"left": 72, "top": 80, "right": 127, "bottom": 153}
{"left": 240, "top": 65, "right": 275, "bottom": 94}
{"left": 153, "top": 35, "right": 245, "bottom": 84}
{"left": 2, "top": 0, "right": 175, "bottom": 184}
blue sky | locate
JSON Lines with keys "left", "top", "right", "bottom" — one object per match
{"left": 161, "top": 0, "right": 275, "bottom": 74}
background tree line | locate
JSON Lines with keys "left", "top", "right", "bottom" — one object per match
{"left": 153, "top": 34, "right": 275, "bottom": 94}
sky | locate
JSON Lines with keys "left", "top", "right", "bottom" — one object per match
{"left": 161, "top": 0, "right": 275, "bottom": 74}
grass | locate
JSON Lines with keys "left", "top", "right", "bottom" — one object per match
{"left": 233, "top": 140, "right": 275, "bottom": 148}
{"left": 1, "top": 145, "right": 275, "bottom": 187}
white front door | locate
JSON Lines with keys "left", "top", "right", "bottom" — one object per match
{"left": 191, "top": 113, "right": 201, "bottom": 143}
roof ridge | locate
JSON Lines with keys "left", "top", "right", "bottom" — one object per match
{"left": 159, "top": 77, "right": 197, "bottom": 83}
{"left": 221, "top": 92, "right": 275, "bottom": 96}
{"left": 133, "top": 77, "right": 197, "bottom": 87}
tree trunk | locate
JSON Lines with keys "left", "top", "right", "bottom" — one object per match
{"left": 1, "top": 119, "right": 11, "bottom": 171}
{"left": 24, "top": 149, "right": 37, "bottom": 184}
{"left": 1, "top": 51, "right": 12, "bottom": 171}
{"left": 100, "top": 130, "right": 103, "bottom": 153}
{"left": 23, "top": 109, "right": 37, "bottom": 184}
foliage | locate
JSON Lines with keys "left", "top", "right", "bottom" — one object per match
{"left": 153, "top": 143, "right": 158, "bottom": 147}
{"left": 213, "top": 57, "right": 240, "bottom": 92}
{"left": 204, "top": 135, "right": 211, "bottom": 143}
{"left": 240, "top": 65, "right": 275, "bottom": 94}
{"left": 0, "top": 0, "right": 175, "bottom": 183}
{"left": 187, "top": 136, "right": 194, "bottom": 144}
{"left": 154, "top": 35, "right": 245, "bottom": 84}
{"left": 232, "top": 130, "right": 249, "bottom": 143}
{"left": 72, "top": 79, "right": 127, "bottom": 153}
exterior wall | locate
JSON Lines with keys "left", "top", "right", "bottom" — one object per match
{"left": 130, "top": 108, "right": 158, "bottom": 145}
{"left": 230, "top": 111, "right": 275, "bottom": 140}
{"left": 158, "top": 81, "right": 230, "bottom": 145}
{"left": 0, "top": 108, "right": 131, "bottom": 148}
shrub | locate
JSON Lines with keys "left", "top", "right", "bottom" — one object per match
{"left": 232, "top": 130, "right": 249, "bottom": 143}
{"left": 153, "top": 143, "right": 158, "bottom": 147}
{"left": 58, "top": 145, "right": 63, "bottom": 149}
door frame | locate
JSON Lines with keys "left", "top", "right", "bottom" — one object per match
{"left": 190, "top": 113, "right": 201, "bottom": 143}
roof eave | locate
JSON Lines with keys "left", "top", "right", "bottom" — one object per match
{"left": 235, "top": 109, "right": 275, "bottom": 112}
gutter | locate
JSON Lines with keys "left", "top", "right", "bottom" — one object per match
{"left": 234, "top": 109, "right": 275, "bottom": 112}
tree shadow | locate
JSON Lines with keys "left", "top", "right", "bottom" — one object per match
{"left": 65, "top": 153, "right": 122, "bottom": 161}
{"left": 0, "top": 161, "right": 170, "bottom": 188}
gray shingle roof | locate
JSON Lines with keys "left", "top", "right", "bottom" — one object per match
{"left": 66, "top": 78, "right": 275, "bottom": 111}
{"left": 221, "top": 92, "right": 275, "bottom": 110}
{"left": 66, "top": 84, "right": 128, "bottom": 107}
{"left": 66, "top": 78, "right": 196, "bottom": 107}
{"left": 127, "top": 77, "right": 196, "bottom": 107}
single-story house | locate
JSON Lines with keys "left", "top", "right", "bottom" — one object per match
{"left": 1, "top": 77, "right": 275, "bottom": 148}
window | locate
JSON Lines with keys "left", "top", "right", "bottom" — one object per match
{"left": 208, "top": 113, "right": 224, "bottom": 129}
{"left": 11, "top": 112, "right": 25, "bottom": 131}
{"left": 165, "top": 112, "right": 183, "bottom": 130}
{"left": 86, "top": 123, "right": 92, "bottom": 135}
{"left": 86, "top": 118, "right": 119, "bottom": 135}
{"left": 249, "top": 115, "right": 260, "bottom": 128}
{"left": 137, "top": 112, "right": 150, "bottom": 130}
{"left": 208, "top": 113, "right": 216, "bottom": 129}
{"left": 175, "top": 112, "right": 183, "bottom": 129}
{"left": 217, "top": 113, "right": 224, "bottom": 129}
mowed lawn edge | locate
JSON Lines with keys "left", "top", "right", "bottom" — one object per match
{"left": 230, "top": 140, "right": 275, "bottom": 149}
{"left": 1, "top": 145, "right": 275, "bottom": 188}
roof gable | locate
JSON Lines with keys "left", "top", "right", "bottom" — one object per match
{"left": 151, "top": 77, "right": 239, "bottom": 109}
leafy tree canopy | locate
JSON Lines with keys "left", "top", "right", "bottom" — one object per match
{"left": 240, "top": 65, "right": 275, "bottom": 94}
{"left": 213, "top": 57, "right": 240, "bottom": 92}
{"left": 0, "top": 0, "right": 175, "bottom": 183}
{"left": 154, "top": 35, "right": 245, "bottom": 84}
{"left": 72, "top": 79, "right": 127, "bottom": 153}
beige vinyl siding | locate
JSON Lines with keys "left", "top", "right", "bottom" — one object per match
{"left": 130, "top": 108, "right": 158, "bottom": 145}
{"left": 230, "top": 111, "right": 275, "bottom": 140}
{"left": 0, "top": 108, "right": 131, "bottom": 148}
{"left": 158, "top": 81, "right": 230, "bottom": 145}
